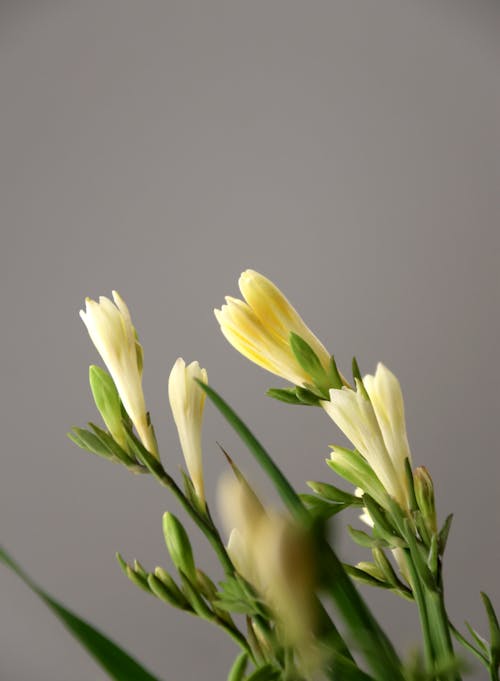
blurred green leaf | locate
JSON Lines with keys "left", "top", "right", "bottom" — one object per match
{"left": 0, "top": 546, "right": 163, "bottom": 681}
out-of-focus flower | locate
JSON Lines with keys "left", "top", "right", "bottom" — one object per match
{"left": 218, "top": 474, "right": 317, "bottom": 660}
{"left": 80, "top": 291, "right": 158, "bottom": 458}
{"left": 168, "top": 358, "right": 208, "bottom": 506}
{"left": 323, "top": 363, "right": 412, "bottom": 508}
{"left": 215, "top": 269, "right": 330, "bottom": 387}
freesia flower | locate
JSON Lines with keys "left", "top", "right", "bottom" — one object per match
{"left": 218, "top": 474, "right": 317, "bottom": 658}
{"left": 323, "top": 363, "right": 412, "bottom": 508}
{"left": 80, "top": 291, "right": 158, "bottom": 458}
{"left": 215, "top": 269, "right": 330, "bottom": 387}
{"left": 168, "top": 358, "right": 208, "bottom": 506}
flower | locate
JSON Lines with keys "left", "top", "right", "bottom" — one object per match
{"left": 214, "top": 269, "right": 330, "bottom": 386}
{"left": 168, "top": 358, "right": 208, "bottom": 506}
{"left": 323, "top": 363, "right": 412, "bottom": 508}
{"left": 80, "top": 291, "right": 158, "bottom": 458}
{"left": 218, "top": 474, "right": 317, "bottom": 657}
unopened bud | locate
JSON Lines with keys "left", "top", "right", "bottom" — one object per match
{"left": 162, "top": 512, "right": 197, "bottom": 582}
{"left": 414, "top": 466, "right": 437, "bottom": 534}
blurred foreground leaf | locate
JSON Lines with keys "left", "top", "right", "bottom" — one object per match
{"left": 0, "top": 546, "right": 163, "bottom": 681}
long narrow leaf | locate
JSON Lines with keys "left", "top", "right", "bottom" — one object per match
{"left": 198, "top": 383, "right": 404, "bottom": 681}
{"left": 198, "top": 381, "right": 308, "bottom": 523}
{"left": 0, "top": 546, "right": 163, "bottom": 681}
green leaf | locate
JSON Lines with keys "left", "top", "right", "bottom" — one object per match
{"left": 89, "top": 365, "right": 128, "bottom": 449}
{"left": 196, "top": 381, "right": 308, "bottom": 524}
{"left": 88, "top": 424, "right": 134, "bottom": 467}
{"left": 68, "top": 427, "right": 114, "bottom": 459}
{"left": 352, "top": 356, "right": 362, "bottom": 383}
{"left": 200, "top": 382, "right": 403, "bottom": 680}
{"left": 465, "top": 622, "right": 489, "bottom": 655}
{"left": 327, "top": 354, "right": 344, "bottom": 389}
{"left": 438, "top": 514, "right": 453, "bottom": 555}
{"left": 330, "top": 655, "right": 378, "bottom": 681}
{"left": 0, "top": 546, "right": 163, "bottom": 681}
{"left": 289, "top": 332, "right": 328, "bottom": 389}
{"left": 481, "top": 592, "right": 500, "bottom": 660}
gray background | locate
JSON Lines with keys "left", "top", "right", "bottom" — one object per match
{"left": 1, "top": 1, "right": 499, "bottom": 680}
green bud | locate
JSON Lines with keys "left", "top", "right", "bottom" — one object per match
{"left": 133, "top": 559, "right": 148, "bottom": 579}
{"left": 147, "top": 573, "right": 188, "bottom": 609}
{"left": 154, "top": 567, "right": 189, "bottom": 608}
{"left": 163, "top": 512, "right": 196, "bottom": 582}
{"left": 116, "top": 553, "right": 151, "bottom": 593}
{"left": 356, "top": 560, "right": 386, "bottom": 582}
{"left": 227, "top": 652, "right": 249, "bottom": 681}
{"left": 196, "top": 569, "right": 218, "bottom": 601}
{"left": 307, "top": 480, "right": 360, "bottom": 505}
{"left": 362, "top": 494, "right": 406, "bottom": 547}
{"left": 179, "top": 571, "right": 213, "bottom": 619}
{"left": 372, "top": 548, "right": 400, "bottom": 587}
{"left": 414, "top": 466, "right": 437, "bottom": 534}
{"left": 327, "top": 447, "right": 389, "bottom": 509}
{"left": 344, "top": 563, "right": 390, "bottom": 588}
{"left": 89, "top": 365, "right": 129, "bottom": 451}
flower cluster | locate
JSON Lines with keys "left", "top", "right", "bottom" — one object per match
{"left": 64, "top": 270, "right": 496, "bottom": 681}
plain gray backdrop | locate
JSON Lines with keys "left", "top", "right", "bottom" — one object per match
{"left": 1, "top": 2, "right": 499, "bottom": 680}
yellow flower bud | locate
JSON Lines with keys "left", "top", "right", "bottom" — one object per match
{"left": 168, "top": 358, "right": 208, "bottom": 506}
{"left": 80, "top": 292, "right": 158, "bottom": 458}
{"left": 215, "top": 270, "right": 330, "bottom": 386}
{"left": 218, "top": 474, "right": 317, "bottom": 662}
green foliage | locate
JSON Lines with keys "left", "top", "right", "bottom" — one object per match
{"left": 0, "top": 547, "right": 163, "bottom": 681}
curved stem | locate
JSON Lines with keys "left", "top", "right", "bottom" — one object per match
{"left": 161, "top": 470, "right": 235, "bottom": 577}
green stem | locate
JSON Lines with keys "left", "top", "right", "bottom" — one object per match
{"left": 202, "top": 382, "right": 405, "bottom": 681}
{"left": 198, "top": 382, "right": 308, "bottom": 524}
{"left": 322, "top": 543, "right": 405, "bottom": 681}
{"left": 425, "top": 588, "right": 461, "bottom": 681}
{"left": 161, "top": 471, "right": 235, "bottom": 577}
{"left": 403, "top": 548, "right": 435, "bottom": 672}
{"left": 214, "top": 615, "right": 256, "bottom": 664}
